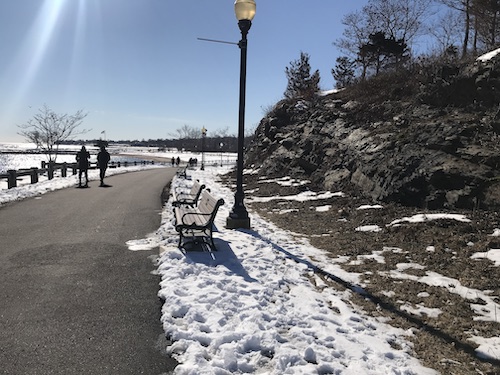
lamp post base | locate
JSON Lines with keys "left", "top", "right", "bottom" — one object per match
{"left": 226, "top": 215, "right": 251, "bottom": 229}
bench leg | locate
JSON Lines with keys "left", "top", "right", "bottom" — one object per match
{"left": 178, "top": 229, "right": 201, "bottom": 250}
{"left": 178, "top": 229, "right": 183, "bottom": 248}
{"left": 207, "top": 227, "right": 217, "bottom": 251}
{"left": 176, "top": 227, "right": 217, "bottom": 251}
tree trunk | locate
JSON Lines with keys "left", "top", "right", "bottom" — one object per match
{"left": 462, "top": 0, "right": 471, "bottom": 58}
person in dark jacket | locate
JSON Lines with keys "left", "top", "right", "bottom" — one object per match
{"left": 76, "top": 146, "right": 90, "bottom": 187}
{"left": 97, "top": 146, "right": 111, "bottom": 187}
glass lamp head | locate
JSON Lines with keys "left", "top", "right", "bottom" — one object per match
{"left": 234, "top": 0, "right": 256, "bottom": 21}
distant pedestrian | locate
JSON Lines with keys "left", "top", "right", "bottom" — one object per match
{"left": 76, "top": 146, "right": 90, "bottom": 187}
{"left": 176, "top": 156, "right": 180, "bottom": 166}
{"left": 171, "top": 157, "right": 175, "bottom": 167}
{"left": 97, "top": 146, "right": 111, "bottom": 187}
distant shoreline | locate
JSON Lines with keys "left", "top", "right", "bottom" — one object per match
{"left": 0, "top": 150, "right": 79, "bottom": 155}
{"left": 118, "top": 153, "right": 171, "bottom": 163}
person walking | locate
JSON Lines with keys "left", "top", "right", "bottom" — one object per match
{"left": 76, "top": 146, "right": 90, "bottom": 187}
{"left": 97, "top": 145, "right": 111, "bottom": 187}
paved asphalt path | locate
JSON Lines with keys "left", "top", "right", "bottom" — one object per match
{"left": 0, "top": 168, "right": 178, "bottom": 375}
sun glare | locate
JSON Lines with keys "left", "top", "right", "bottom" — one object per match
{"left": 1, "top": 0, "right": 66, "bottom": 119}
{"left": 2, "top": 0, "right": 98, "bottom": 124}
{"left": 67, "top": 0, "right": 88, "bottom": 93}
{"left": 22, "top": 0, "right": 66, "bottom": 91}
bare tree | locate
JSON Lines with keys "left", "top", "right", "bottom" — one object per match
{"left": 364, "top": 0, "right": 433, "bottom": 45}
{"left": 438, "top": 0, "right": 473, "bottom": 57}
{"left": 471, "top": 0, "right": 500, "bottom": 51}
{"left": 174, "top": 124, "right": 201, "bottom": 139}
{"left": 334, "top": 0, "right": 433, "bottom": 80}
{"left": 18, "top": 105, "right": 89, "bottom": 163}
{"left": 211, "top": 127, "right": 232, "bottom": 138}
{"left": 334, "top": 10, "right": 372, "bottom": 80}
{"left": 428, "top": 9, "right": 463, "bottom": 55}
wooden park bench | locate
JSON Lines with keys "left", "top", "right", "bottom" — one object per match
{"left": 172, "top": 180, "right": 205, "bottom": 207}
{"left": 176, "top": 165, "right": 189, "bottom": 179}
{"left": 174, "top": 189, "right": 224, "bottom": 250}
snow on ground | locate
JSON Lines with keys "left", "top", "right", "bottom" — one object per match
{"left": 388, "top": 213, "right": 471, "bottom": 226}
{"left": 477, "top": 47, "right": 500, "bottom": 62}
{"left": 1, "top": 149, "right": 499, "bottom": 373}
{"left": 248, "top": 191, "right": 344, "bottom": 204}
{"left": 146, "top": 166, "right": 438, "bottom": 375}
{"left": 471, "top": 249, "right": 500, "bottom": 267}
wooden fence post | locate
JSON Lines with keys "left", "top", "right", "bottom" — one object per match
{"left": 7, "top": 170, "right": 17, "bottom": 189}
{"left": 30, "top": 168, "right": 39, "bottom": 184}
{"left": 48, "top": 162, "right": 54, "bottom": 180}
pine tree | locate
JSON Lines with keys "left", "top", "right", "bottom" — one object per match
{"left": 359, "top": 32, "right": 407, "bottom": 75}
{"left": 332, "top": 57, "right": 356, "bottom": 88}
{"left": 284, "top": 52, "right": 321, "bottom": 99}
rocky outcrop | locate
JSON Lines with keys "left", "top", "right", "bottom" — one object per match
{"left": 246, "top": 53, "right": 500, "bottom": 210}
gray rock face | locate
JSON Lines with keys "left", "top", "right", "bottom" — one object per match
{"left": 246, "top": 55, "right": 500, "bottom": 210}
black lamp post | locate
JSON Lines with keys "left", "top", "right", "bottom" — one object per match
{"left": 220, "top": 142, "right": 224, "bottom": 167}
{"left": 201, "top": 126, "right": 207, "bottom": 171}
{"left": 226, "top": 0, "right": 256, "bottom": 229}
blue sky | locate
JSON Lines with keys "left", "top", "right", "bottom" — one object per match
{"left": 0, "top": 0, "right": 369, "bottom": 142}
